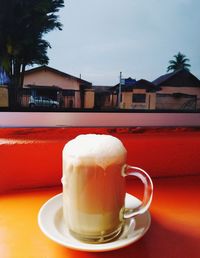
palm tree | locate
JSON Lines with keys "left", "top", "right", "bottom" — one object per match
{"left": 0, "top": 0, "right": 64, "bottom": 108}
{"left": 167, "top": 52, "right": 191, "bottom": 72}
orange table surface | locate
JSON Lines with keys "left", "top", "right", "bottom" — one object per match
{"left": 1, "top": 175, "right": 200, "bottom": 258}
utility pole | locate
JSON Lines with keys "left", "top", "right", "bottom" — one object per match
{"left": 118, "top": 71, "right": 122, "bottom": 108}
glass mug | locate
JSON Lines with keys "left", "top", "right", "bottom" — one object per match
{"left": 62, "top": 134, "right": 153, "bottom": 243}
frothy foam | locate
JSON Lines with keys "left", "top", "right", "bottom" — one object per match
{"left": 63, "top": 134, "right": 127, "bottom": 169}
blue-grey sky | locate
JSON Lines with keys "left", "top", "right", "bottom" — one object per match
{"left": 44, "top": 0, "right": 200, "bottom": 85}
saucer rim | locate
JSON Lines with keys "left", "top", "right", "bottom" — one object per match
{"left": 38, "top": 193, "right": 151, "bottom": 252}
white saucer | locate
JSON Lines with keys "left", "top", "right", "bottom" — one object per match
{"left": 38, "top": 193, "right": 151, "bottom": 252}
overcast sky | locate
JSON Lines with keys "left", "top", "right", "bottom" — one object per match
{"left": 44, "top": 0, "right": 200, "bottom": 85}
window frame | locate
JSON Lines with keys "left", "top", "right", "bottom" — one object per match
{"left": 132, "top": 93, "right": 146, "bottom": 103}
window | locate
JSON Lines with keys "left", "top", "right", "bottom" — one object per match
{"left": 132, "top": 94, "right": 146, "bottom": 103}
{"left": 62, "top": 90, "right": 75, "bottom": 97}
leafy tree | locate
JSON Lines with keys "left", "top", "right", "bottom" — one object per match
{"left": 0, "top": 0, "right": 64, "bottom": 107}
{"left": 167, "top": 52, "right": 191, "bottom": 72}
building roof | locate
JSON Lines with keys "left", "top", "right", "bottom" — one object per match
{"left": 123, "top": 79, "right": 160, "bottom": 92}
{"left": 24, "top": 84, "right": 62, "bottom": 90}
{"left": 153, "top": 69, "right": 200, "bottom": 87}
{"left": 114, "top": 77, "right": 136, "bottom": 88}
{"left": 114, "top": 77, "right": 160, "bottom": 92}
{"left": 92, "top": 85, "right": 114, "bottom": 93}
{"left": 24, "top": 65, "right": 92, "bottom": 87}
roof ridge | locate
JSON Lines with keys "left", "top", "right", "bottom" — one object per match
{"left": 24, "top": 65, "right": 91, "bottom": 85}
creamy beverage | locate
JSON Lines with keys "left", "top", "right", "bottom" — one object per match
{"left": 62, "top": 134, "right": 127, "bottom": 242}
{"left": 62, "top": 134, "right": 153, "bottom": 243}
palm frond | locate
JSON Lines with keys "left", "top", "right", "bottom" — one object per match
{"left": 167, "top": 52, "right": 191, "bottom": 72}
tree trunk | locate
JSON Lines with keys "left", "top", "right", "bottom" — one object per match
{"left": 8, "top": 82, "right": 17, "bottom": 111}
{"left": 8, "top": 59, "right": 22, "bottom": 109}
{"left": 20, "top": 63, "right": 26, "bottom": 88}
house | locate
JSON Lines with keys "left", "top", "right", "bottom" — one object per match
{"left": 22, "top": 66, "right": 94, "bottom": 109}
{"left": 92, "top": 78, "right": 160, "bottom": 110}
{"left": 113, "top": 78, "right": 160, "bottom": 110}
{"left": 2, "top": 64, "right": 200, "bottom": 111}
{"left": 0, "top": 67, "right": 9, "bottom": 107}
{"left": 92, "top": 86, "right": 115, "bottom": 110}
{"left": 153, "top": 69, "right": 200, "bottom": 111}
{"left": 120, "top": 79, "right": 160, "bottom": 110}
{"left": 0, "top": 85, "right": 8, "bottom": 107}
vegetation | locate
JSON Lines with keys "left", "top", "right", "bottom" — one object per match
{"left": 167, "top": 52, "right": 191, "bottom": 72}
{"left": 0, "top": 0, "right": 64, "bottom": 107}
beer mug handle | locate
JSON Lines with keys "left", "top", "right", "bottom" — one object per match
{"left": 122, "top": 165, "right": 153, "bottom": 219}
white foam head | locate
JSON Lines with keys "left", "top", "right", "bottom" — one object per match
{"left": 63, "top": 134, "right": 127, "bottom": 169}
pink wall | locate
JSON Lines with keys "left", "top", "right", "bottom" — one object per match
{"left": 23, "top": 69, "right": 80, "bottom": 90}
